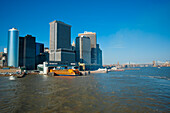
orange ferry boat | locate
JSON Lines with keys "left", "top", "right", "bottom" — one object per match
{"left": 50, "top": 69, "right": 80, "bottom": 76}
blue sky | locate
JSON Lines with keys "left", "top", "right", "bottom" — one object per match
{"left": 0, "top": 0, "right": 170, "bottom": 64}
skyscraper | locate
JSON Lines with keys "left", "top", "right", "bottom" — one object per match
{"left": 35, "top": 43, "right": 49, "bottom": 68}
{"left": 36, "top": 43, "right": 44, "bottom": 56}
{"left": 49, "top": 20, "right": 71, "bottom": 50}
{"left": 49, "top": 20, "right": 75, "bottom": 64}
{"left": 19, "top": 35, "right": 36, "bottom": 70}
{"left": 7, "top": 28, "right": 19, "bottom": 67}
{"left": 96, "top": 44, "right": 102, "bottom": 66}
{"left": 78, "top": 31, "right": 97, "bottom": 64}
{"left": 76, "top": 35, "right": 91, "bottom": 64}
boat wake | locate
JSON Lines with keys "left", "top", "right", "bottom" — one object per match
{"left": 146, "top": 75, "right": 169, "bottom": 80}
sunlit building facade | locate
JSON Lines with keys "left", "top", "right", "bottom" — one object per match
{"left": 49, "top": 20, "right": 75, "bottom": 64}
{"left": 78, "top": 31, "right": 97, "bottom": 64}
{"left": 7, "top": 28, "right": 19, "bottom": 67}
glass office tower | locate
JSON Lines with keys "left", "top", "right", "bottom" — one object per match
{"left": 7, "top": 28, "right": 19, "bottom": 67}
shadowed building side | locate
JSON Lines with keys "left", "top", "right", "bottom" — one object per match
{"left": 36, "top": 43, "right": 44, "bottom": 56}
{"left": 97, "top": 44, "right": 102, "bottom": 66}
{"left": 19, "top": 35, "right": 36, "bottom": 70}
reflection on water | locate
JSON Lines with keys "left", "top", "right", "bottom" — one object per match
{"left": 0, "top": 67, "right": 170, "bottom": 113}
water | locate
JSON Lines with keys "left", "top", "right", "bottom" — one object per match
{"left": 0, "top": 67, "right": 170, "bottom": 113}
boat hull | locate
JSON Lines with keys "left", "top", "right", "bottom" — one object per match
{"left": 56, "top": 74, "right": 79, "bottom": 76}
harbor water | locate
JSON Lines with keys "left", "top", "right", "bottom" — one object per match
{"left": 0, "top": 67, "right": 170, "bottom": 113}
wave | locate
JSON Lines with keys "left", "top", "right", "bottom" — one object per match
{"left": 146, "top": 75, "right": 169, "bottom": 80}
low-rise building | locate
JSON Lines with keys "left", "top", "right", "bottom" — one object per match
{"left": 0, "top": 52, "right": 7, "bottom": 67}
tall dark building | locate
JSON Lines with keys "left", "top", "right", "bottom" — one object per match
{"left": 35, "top": 43, "right": 48, "bottom": 68}
{"left": 36, "top": 43, "right": 44, "bottom": 56}
{"left": 96, "top": 44, "right": 102, "bottom": 66}
{"left": 19, "top": 35, "right": 36, "bottom": 70}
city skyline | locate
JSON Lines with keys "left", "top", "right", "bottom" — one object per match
{"left": 0, "top": 0, "right": 170, "bottom": 64}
